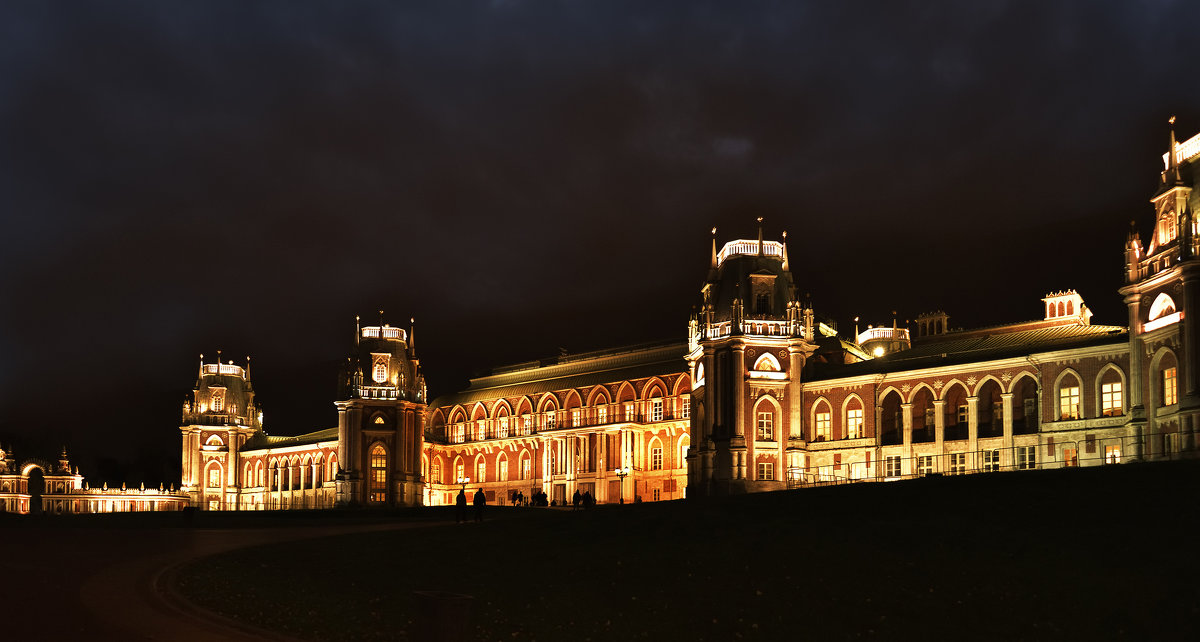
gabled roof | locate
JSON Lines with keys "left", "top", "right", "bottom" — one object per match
{"left": 430, "top": 341, "right": 689, "bottom": 411}
{"left": 812, "top": 322, "right": 1128, "bottom": 379}
{"left": 240, "top": 427, "right": 338, "bottom": 452}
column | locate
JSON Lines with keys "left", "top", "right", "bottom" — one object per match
{"left": 967, "top": 396, "right": 979, "bottom": 469}
{"left": 733, "top": 345, "right": 746, "bottom": 437}
{"left": 901, "top": 403, "right": 913, "bottom": 476}
{"left": 1001, "top": 393, "right": 1014, "bottom": 469}
{"left": 934, "top": 400, "right": 946, "bottom": 465}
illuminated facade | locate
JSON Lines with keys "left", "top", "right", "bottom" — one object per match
{"left": 179, "top": 124, "right": 1200, "bottom": 509}
{"left": 0, "top": 446, "right": 188, "bottom": 514}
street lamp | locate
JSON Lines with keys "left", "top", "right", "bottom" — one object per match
{"left": 614, "top": 466, "right": 631, "bottom": 504}
{"left": 457, "top": 476, "right": 470, "bottom": 493}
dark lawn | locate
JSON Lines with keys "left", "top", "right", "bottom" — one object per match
{"left": 174, "top": 462, "right": 1200, "bottom": 640}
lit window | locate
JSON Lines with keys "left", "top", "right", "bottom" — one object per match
{"left": 1059, "top": 385, "right": 1080, "bottom": 420}
{"left": 847, "top": 408, "right": 864, "bottom": 439}
{"left": 758, "top": 461, "right": 774, "bottom": 481}
{"left": 455, "top": 461, "right": 464, "bottom": 482}
{"left": 372, "top": 357, "right": 388, "bottom": 384}
{"left": 982, "top": 449, "right": 1000, "bottom": 472}
{"left": 597, "top": 405, "right": 608, "bottom": 424}
{"left": 1017, "top": 446, "right": 1037, "bottom": 470}
{"left": 624, "top": 402, "right": 635, "bottom": 421}
{"left": 498, "top": 458, "right": 508, "bottom": 481}
{"left": 572, "top": 409, "right": 581, "bottom": 426}
{"left": 520, "top": 455, "right": 531, "bottom": 480}
{"left": 1163, "top": 367, "right": 1178, "bottom": 406}
{"left": 651, "top": 446, "right": 663, "bottom": 470}
{"left": 373, "top": 415, "right": 385, "bottom": 425}
{"left": 1104, "top": 445, "right": 1121, "bottom": 464}
{"left": 522, "top": 415, "right": 531, "bottom": 433}
{"left": 476, "top": 459, "right": 486, "bottom": 483}
{"left": 815, "top": 411, "right": 831, "bottom": 441}
{"left": 210, "top": 391, "right": 224, "bottom": 413}
{"left": 545, "top": 412, "right": 557, "bottom": 430}
{"left": 650, "top": 399, "right": 664, "bottom": 422}
{"left": 369, "top": 445, "right": 387, "bottom": 502}
{"left": 476, "top": 420, "right": 486, "bottom": 440}
{"left": 917, "top": 456, "right": 933, "bottom": 476}
{"left": 207, "top": 467, "right": 221, "bottom": 488}
{"left": 680, "top": 396, "right": 691, "bottom": 418}
{"left": 949, "top": 453, "right": 966, "bottom": 475}
{"left": 497, "top": 416, "right": 509, "bottom": 438}
{"left": 431, "top": 462, "right": 441, "bottom": 484}
{"left": 1101, "top": 381, "right": 1123, "bottom": 416}
{"left": 1063, "top": 448, "right": 1078, "bottom": 467}
{"left": 884, "top": 456, "right": 901, "bottom": 478}
{"left": 757, "top": 410, "right": 774, "bottom": 440}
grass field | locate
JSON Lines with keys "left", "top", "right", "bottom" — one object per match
{"left": 173, "top": 461, "right": 1200, "bottom": 640}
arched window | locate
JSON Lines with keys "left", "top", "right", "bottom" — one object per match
{"left": 519, "top": 451, "right": 531, "bottom": 480}
{"left": 753, "top": 353, "right": 781, "bottom": 372}
{"left": 454, "top": 458, "right": 465, "bottom": 482}
{"left": 209, "top": 390, "right": 224, "bottom": 412}
{"left": 649, "top": 438, "right": 664, "bottom": 470}
{"left": 255, "top": 461, "right": 264, "bottom": 488}
{"left": 206, "top": 463, "right": 221, "bottom": 489}
{"left": 497, "top": 453, "right": 509, "bottom": 481}
{"left": 372, "top": 357, "right": 388, "bottom": 384}
{"left": 1066, "top": 301, "right": 1074, "bottom": 315}
{"left": 694, "top": 362, "right": 706, "bottom": 386}
{"left": 845, "top": 397, "right": 864, "bottom": 439}
{"left": 475, "top": 455, "right": 486, "bottom": 483}
{"left": 369, "top": 444, "right": 387, "bottom": 502}
{"left": 755, "top": 403, "right": 775, "bottom": 441}
{"left": 813, "top": 399, "right": 832, "bottom": 441}
{"left": 431, "top": 458, "right": 442, "bottom": 485}
{"left": 678, "top": 434, "right": 690, "bottom": 466}
{"left": 205, "top": 435, "right": 224, "bottom": 447}
{"left": 1098, "top": 366, "right": 1125, "bottom": 417}
{"left": 1057, "top": 372, "right": 1082, "bottom": 420}
{"left": 1149, "top": 293, "right": 1177, "bottom": 321}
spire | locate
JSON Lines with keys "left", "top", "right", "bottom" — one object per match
{"left": 198, "top": 353, "right": 204, "bottom": 379}
{"left": 379, "top": 309, "right": 385, "bottom": 327}
{"left": 245, "top": 355, "right": 251, "bottom": 381}
{"left": 1167, "top": 115, "right": 1183, "bottom": 184}
{"left": 355, "top": 315, "right": 360, "bottom": 346}
{"left": 781, "top": 230, "right": 789, "bottom": 271}
{"left": 710, "top": 227, "right": 718, "bottom": 269}
{"left": 409, "top": 317, "right": 416, "bottom": 350}
{"left": 756, "top": 217, "right": 764, "bottom": 255}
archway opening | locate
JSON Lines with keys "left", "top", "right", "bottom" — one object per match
{"left": 27, "top": 468, "right": 45, "bottom": 515}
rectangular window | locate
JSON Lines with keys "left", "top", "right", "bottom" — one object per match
{"left": 545, "top": 412, "right": 557, "bottom": 430}
{"left": 651, "top": 447, "right": 663, "bottom": 471}
{"left": 1017, "top": 446, "right": 1036, "bottom": 470}
{"left": 597, "top": 405, "right": 608, "bottom": 424}
{"left": 1101, "top": 382, "right": 1123, "bottom": 416}
{"left": 758, "top": 461, "right": 774, "bottom": 481}
{"left": 1163, "top": 367, "right": 1178, "bottom": 406}
{"left": 884, "top": 455, "right": 901, "bottom": 478}
{"left": 1105, "top": 445, "right": 1121, "bottom": 464}
{"left": 815, "top": 412, "right": 831, "bottom": 441}
{"left": 982, "top": 449, "right": 1000, "bottom": 472}
{"left": 650, "top": 399, "right": 664, "bottom": 422}
{"left": 1063, "top": 448, "right": 1078, "bottom": 467}
{"left": 520, "top": 458, "right": 530, "bottom": 480}
{"left": 917, "top": 455, "right": 933, "bottom": 476}
{"left": 455, "top": 462, "right": 464, "bottom": 482}
{"left": 571, "top": 409, "right": 581, "bottom": 427}
{"left": 757, "top": 411, "right": 774, "bottom": 440}
{"left": 498, "top": 459, "right": 508, "bottom": 481}
{"left": 431, "top": 463, "right": 441, "bottom": 484}
{"left": 476, "top": 420, "right": 486, "bottom": 440}
{"left": 498, "top": 417, "right": 509, "bottom": 437}
{"left": 1059, "top": 386, "right": 1081, "bottom": 420}
{"left": 957, "top": 404, "right": 968, "bottom": 424}
{"left": 624, "top": 402, "right": 635, "bottom": 421}
{"left": 207, "top": 468, "right": 221, "bottom": 488}
{"left": 949, "top": 453, "right": 966, "bottom": 475}
{"left": 680, "top": 396, "right": 691, "bottom": 418}
{"left": 476, "top": 460, "right": 486, "bottom": 483}
{"left": 522, "top": 415, "right": 531, "bottom": 433}
{"left": 847, "top": 409, "right": 864, "bottom": 439}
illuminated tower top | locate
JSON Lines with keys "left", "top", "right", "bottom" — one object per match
{"left": 340, "top": 313, "right": 426, "bottom": 403}
{"left": 182, "top": 352, "right": 261, "bottom": 429}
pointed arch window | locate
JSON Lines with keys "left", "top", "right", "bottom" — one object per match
{"left": 756, "top": 404, "right": 775, "bottom": 441}
{"left": 372, "top": 355, "right": 389, "bottom": 384}
{"left": 210, "top": 390, "right": 225, "bottom": 413}
{"left": 369, "top": 444, "right": 387, "bottom": 502}
{"left": 498, "top": 454, "right": 508, "bottom": 481}
{"left": 519, "top": 452, "right": 531, "bottom": 480}
{"left": 475, "top": 456, "right": 486, "bottom": 483}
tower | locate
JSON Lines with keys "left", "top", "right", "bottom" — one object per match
{"left": 180, "top": 353, "right": 262, "bottom": 509}
{"left": 686, "top": 222, "right": 817, "bottom": 496}
{"left": 335, "top": 314, "right": 428, "bottom": 506}
{"left": 1119, "top": 117, "right": 1200, "bottom": 459}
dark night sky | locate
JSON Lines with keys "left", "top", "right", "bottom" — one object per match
{"left": 4, "top": 1, "right": 1200, "bottom": 484}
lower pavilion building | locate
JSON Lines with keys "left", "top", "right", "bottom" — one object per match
{"left": 174, "top": 124, "right": 1200, "bottom": 509}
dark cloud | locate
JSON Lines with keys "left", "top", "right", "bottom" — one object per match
{"left": 2, "top": 1, "right": 1200, "bottom": 481}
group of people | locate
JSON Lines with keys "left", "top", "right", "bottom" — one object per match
{"left": 454, "top": 487, "right": 487, "bottom": 523}
{"left": 570, "top": 488, "right": 596, "bottom": 509}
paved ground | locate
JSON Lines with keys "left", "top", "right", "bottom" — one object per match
{"left": 1, "top": 517, "right": 439, "bottom": 640}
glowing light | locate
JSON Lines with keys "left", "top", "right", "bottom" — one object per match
{"left": 873, "top": 347, "right": 886, "bottom": 357}
{"left": 1144, "top": 310, "right": 1183, "bottom": 332}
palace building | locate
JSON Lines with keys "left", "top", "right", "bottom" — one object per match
{"left": 0, "top": 445, "right": 188, "bottom": 515}
{"left": 176, "top": 124, "right": 1200, "bottom": 510}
